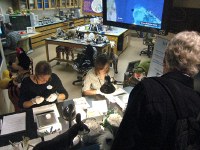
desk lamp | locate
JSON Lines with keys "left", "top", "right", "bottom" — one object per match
{"left": 63, "top": 104, "right": 76, "bottom": 128}
{"left": 100, "top": 75, "right": 116, "bottom": 94}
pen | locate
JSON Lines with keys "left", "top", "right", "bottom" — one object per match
{"left": 0, "top": 119, "right": 2, "bottom": 135}
{"left": 9, "top": 140, "right": 17, "bottom": 148}
{"left": 50, "top": 126, "right": 53, "bottom": 133}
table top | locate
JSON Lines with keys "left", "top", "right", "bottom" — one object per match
{"left": 45, "top": 37, "right": 108, "bottom": 48}
{"left": 21, "top": 32, "right": 41, "bottom": 38}
{"left": 78, "top": 25, "right": 128, "bottom": 36}
{"left": 0, "top": 86, "right": 133, "bottom": 147}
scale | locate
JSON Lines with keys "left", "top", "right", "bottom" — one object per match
{"left": 35, "top": 110, "right": 62, "bottom": 136}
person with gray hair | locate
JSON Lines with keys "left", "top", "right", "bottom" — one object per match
{"left": 19, "top": 60, "right": 68, "bottom": 109}
{"left": 111, "top": 31, "right": 200, "bottom": 149}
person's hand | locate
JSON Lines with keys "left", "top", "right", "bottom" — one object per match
{"left": 46, "top": 93, "right": 58, "bottom": 102}
{"left": 31, "top": 96, "right": 45, "bottom": 104}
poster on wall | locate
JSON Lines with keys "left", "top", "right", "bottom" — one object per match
{"left": 83, "top": 0, "right": 103, "bottom": 16}
{"left": 147, "top": 34, "right": 174, "bottom": 77}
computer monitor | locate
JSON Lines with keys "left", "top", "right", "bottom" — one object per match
{"left": 9, "top": 15, "right": 31, "bottom": 31}
{"left": 103, "top": 0, "right": 172, "bottom": 35}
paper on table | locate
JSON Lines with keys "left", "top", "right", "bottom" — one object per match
{"left": 112, "top": 88, "right": 128, "bottom": 96}
{"left": 73, "top": 97, "right": 90, "bottom": 109}
{"left": 114, "top": 94, "right": 129, "bottom": 111}
{"left": 0, "top": 145, "right": 13, "bottom": 150}
{"left": 92, "top": 100, "right": 108, "bottom": 114}
{"left": 1, "top": 112, "right": 26, "bottom": 135}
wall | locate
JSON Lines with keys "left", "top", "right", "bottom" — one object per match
{"left": 174, "top": 0, "right": 200, "bottom": 8}
{"left": 32, "top": 9, "right": 58, "bottom": 20}
{"left": 0, "top": 40, "right": 14, "bottom": 115}
{"left": 0, "top": 0, "right": 12, "bottom": 14}
{"left": 32, "top": 8, "right": 78, "bottom": 20}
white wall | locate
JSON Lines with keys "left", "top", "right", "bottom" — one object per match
{"left": 0, "top": 0, "right": 12, "bottom": 15}
{"left": 0, "top": 40, "right": 14, "bottom": 114}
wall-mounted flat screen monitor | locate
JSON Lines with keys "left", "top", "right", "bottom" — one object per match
{"left": 9, "top": 15, "right": 31, "bottom": 31}
{"left": 103, "top": 0, "right": 172, "bottom": 35}
{"left": 83, "top": 0, "right": 103, "bottom": 16}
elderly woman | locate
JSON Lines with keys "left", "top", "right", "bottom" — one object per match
{"left": 19, "top": 60, "right": 68, "bottom": 109}
{"left": 111, "top": 31, "right": 200, "bottom": 149}
{"left": 82, "top": 53, "right": 114, "bottom": 96}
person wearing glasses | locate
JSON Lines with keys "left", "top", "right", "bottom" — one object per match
{"left": 82, "top": 53, "right": 114, "bottom": 96}
{"left": 19, "top": 60, "right": 68, "bottom": 109}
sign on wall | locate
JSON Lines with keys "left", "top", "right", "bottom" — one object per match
{"left": 147, "top": 34, "right": 174, "bottom": 77}
{"left": 83, "top": 0, "right": 102, "bottom": 15}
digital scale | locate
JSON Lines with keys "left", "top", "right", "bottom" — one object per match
{"left": 35, "top": 110, "right": 62, "bottom": 136}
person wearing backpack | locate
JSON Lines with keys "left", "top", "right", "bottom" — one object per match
{"left": 111, "top": 31, "right": 200, "bottom": 150}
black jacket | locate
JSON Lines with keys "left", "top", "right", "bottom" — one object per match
{"left": 111, "top": 71, "right": 200, "bottom": 150}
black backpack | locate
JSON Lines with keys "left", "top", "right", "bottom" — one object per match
{"left": 152, "top": 78, "right": 200, "bottom": 150}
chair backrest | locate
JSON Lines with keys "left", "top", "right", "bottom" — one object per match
{"left": 17, "top": 37, "right": 30, "bottom": 52}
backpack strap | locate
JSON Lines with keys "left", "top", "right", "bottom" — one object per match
{"left": 151, "top": 77, "right": 188, "bottom": 119}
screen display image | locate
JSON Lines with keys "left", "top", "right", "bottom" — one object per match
{"left": 0, "top": 24, "right": 6, "bottom": 38}
{"left": 104, "top": 0, "right": 170, "bottom": 34}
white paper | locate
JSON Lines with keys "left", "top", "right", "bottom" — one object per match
{"left": 92, "top": 100, "right": 108, "bottom": 113}
{"left": 1, "top": 112, "right": 26, "bottom": 135}
{"left": 114, "top": 97, "right": 127, "bottom": 111}
{"left": 0, "top": 145, "right": 13, "bottom": 150}
{"left": 111, "top": 88, "right": 128, "bottom": 96}
{"left": 73, "top": 97, "right": 90, "bottom": 109}
{"left": 76, "top": 107, "right": 87, "bottom": 120}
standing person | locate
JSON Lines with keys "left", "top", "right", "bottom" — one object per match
{"left": 111, "top": 31, "right": 200, "bottom": 149}
{"left": 82, "top": 53, "right": 114, "bottom": 96}
{"left": 19, "top": 60, "right": 68, "bottom": 109}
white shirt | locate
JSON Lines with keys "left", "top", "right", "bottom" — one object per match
{"left": 82, "top": 68, "right": 114, "bottom": 91}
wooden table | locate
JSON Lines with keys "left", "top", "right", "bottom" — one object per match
{"left": 45, "top": 38, "right": 109, "bottom": 63}
{"left": 77, "top": 25, "right": 130, "bottom": 55}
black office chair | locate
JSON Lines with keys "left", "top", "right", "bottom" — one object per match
{"left": 72, "top": 45, "right": 97, "bottom": 85}
{"left": 139, "top": 33, "right": 155, "bottom": 58}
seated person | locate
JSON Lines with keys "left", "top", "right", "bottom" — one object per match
{"left": 2, "top": 23, "right": 21, "bottom": 51}
{"left": 19, "top": 60, "right": 68, "bottom": 109}
{"left": 8, "top": 47, "right": 31, "bottom": 112}
{"left": 82, "top": 54, "right": 114, "bottom": 96}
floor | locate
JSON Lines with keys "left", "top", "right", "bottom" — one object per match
{"left": 28, "top": 36, "right": 150, "bottom": 100}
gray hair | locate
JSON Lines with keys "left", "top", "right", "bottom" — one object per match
{"left": 164, "top": 31, "right": 200, "bottom": 77}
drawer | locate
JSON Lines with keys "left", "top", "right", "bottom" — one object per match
{"left": 31, "top": 37, "right": 41, "bottom": 43}
{"left": 36, "top": 27, "right": 43, "bottom": 32}
{"left": 107, "top": 36, "right": 118, "bottom": 43}
{"left": 32, "top": 40, "right": 45, "bottom": 48}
